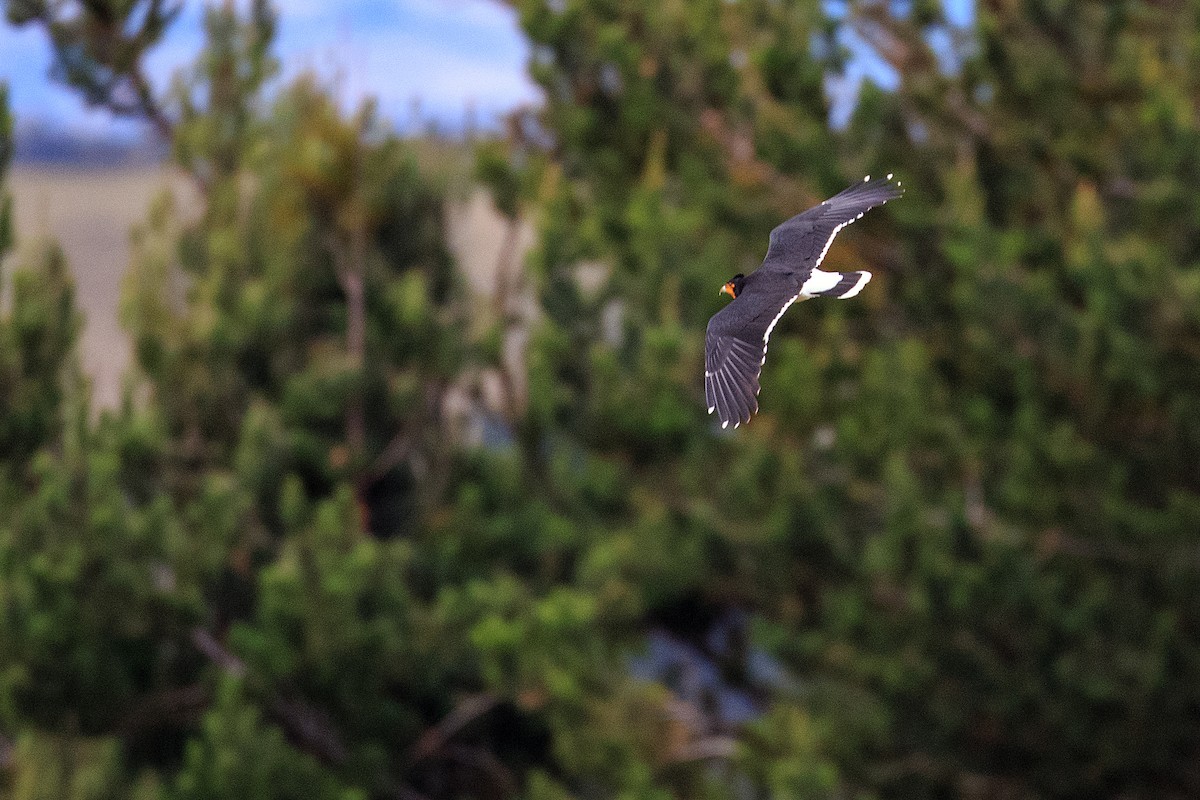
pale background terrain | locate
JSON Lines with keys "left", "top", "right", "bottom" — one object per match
{"left": 7, "top": 166, "right": 531, "bottom": 413}
{"left": 8, "top": 166, "right": 178, "bottom": 409}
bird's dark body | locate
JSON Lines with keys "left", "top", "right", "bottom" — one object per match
{"left": 705, "top": 175, "right": 902, "bottom": 428}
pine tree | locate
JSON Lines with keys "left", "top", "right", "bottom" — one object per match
{"left": 0, "top": 80, "right": 196, "bottom": 799}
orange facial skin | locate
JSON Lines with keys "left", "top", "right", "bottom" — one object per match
{"left": 720, "top": 282, "right": 737, "bottom": 298}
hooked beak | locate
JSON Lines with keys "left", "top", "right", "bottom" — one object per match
{"left": 720, "top": 282, "right": 736, "bottom": 299}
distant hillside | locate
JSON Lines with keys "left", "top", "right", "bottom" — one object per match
{"left": 13, "top": 122, "right": 168, "bottom": 167}
{"left": 12, "top": 117, "right": 483, "bottom": 169}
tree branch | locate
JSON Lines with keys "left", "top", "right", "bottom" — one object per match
{"left": 190, "top": 627, "right": 349, "bottom": 766}
{"left": 408, "top": 692, "right": 499, "bottom": 765}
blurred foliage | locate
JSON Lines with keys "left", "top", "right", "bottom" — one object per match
{"left": 3, "top": 0, "right": 1200, "bottom": 798}
{"left": 0, "top": 83, "right": 10, "bottom": 264}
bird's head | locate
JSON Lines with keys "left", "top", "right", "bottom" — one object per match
{"left": 720, "top": 274, "right": 745, "bottom": 299}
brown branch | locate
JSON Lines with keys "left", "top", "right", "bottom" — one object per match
{"left": 492, "top": 215, "right": 525, "bottom": 424}
{"left": 366, "top": 373, "right": 448, "bottom": 499}
{"left": 17, "top": 3, "right": 219, "bottom": 195}
{"left": 271, "top": 695, "right": 349, "bottom": 766}
{"left": 846, "top": 1, "right": 990, "bottom": 141}
{"left": 130, "top": 63, "right": 176, "bottom": 142}
{"left": 848, "top": 1, "right": 924, "bottom": 74}
{"left": 191, "top": 627, "right": 349, "bottom": 766}
{"left": 191, "top": 627, "right": 246, "bottom": 678}
{"left": 367, "top": 428, "right": 415, "bottom": 483}
{"left": 408, "top": 692, "right": 500, "bottom": 765}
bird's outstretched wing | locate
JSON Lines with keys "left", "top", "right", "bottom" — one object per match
{"left": 763, "top": 174, "right": 903, "bottom": 276}
{"left": 704, "top": 317, "right": 768, "bottom": 429}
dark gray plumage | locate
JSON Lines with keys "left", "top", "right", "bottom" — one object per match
{"left": 705, "top": 174, "right": 903, "bottom": 429}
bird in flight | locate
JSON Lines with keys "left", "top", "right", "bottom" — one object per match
{"left": 705, "top": 174, "right": 902, "bottom": 429}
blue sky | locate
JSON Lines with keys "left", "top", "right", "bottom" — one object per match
{"left": 0, "top": 0, "right": 542, "bottom": 136}
{"left": 0, "top": 0, "right": 974, "bottom": 138}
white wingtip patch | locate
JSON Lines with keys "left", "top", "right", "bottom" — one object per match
{"left": 886, "top": 172, "right": 893, "bottom": 179}
{"left": 864, "top": 174, "right": 871, "bottom": 182}
{"left": 708, "top": 406, "right": 715, "bottom": 414}
{"left": 722, "top": 421, "right": 729, "bottom": 429}
{"left": 840, "top": 271, "right": 872, "bottom": 298}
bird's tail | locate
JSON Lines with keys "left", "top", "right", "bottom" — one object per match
{"left": 800, "top": 269, "right": 872, "bottom": 299}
